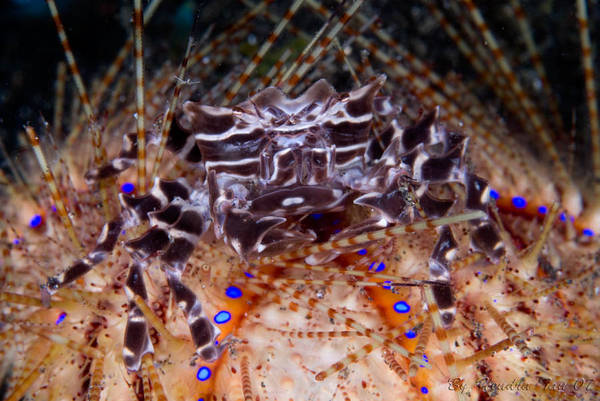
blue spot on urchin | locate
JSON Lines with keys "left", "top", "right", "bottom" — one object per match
{"left": 560, "top": 212, "right": 567, "bottom": 222}
{"left": 225, "top": 286, "right": 242, "bottom": 299}
{"left": 421, "top": 386, "right": 429, "bottom": 394}
{"left": 244, "top": 271, "right": 254, "bottom": 278}
{"left": 511, "top": 196, "right": 526, "bottom": 208}
{"left": 55, "top": 312, "right": 67, "bottom": 325}
{"left": 537, "top": 205, "right": 547, "bottom": 214}
{"left": 369, "top": 261, "right": 386, "bottom": 272}
{"left": 582, "top": 228, "right": 595, "bottom": 237}
{"left": 121, "top": 182, "right": 135, "bottom": 193}
{"left": 310, "top": 213, "right": 323, "bottom": 220}
{"left": 381, "top": 281, "right": 392, "bottom": 290}
{"left": 393, "top": 301, "right": 410, "bottom": 313}
{"left": 405, "top": 330, "right": 416, "bottom": 339}
{"left": 51, "top": 205, "right": 57, "bottom": 212}
{"left": 357, "top": 248, "right": 367, "bottom": 255}
{"left": 214, "top": 310, "right": 231, "bottom": 324}
{"left": 29, "top": 214, "right": 42, "bottom": 228}
{"left": 489, "top": 189, "right": 499, "bottom": 199}
{"left": 196, "top": 366, "right": 211, "bottom": 381}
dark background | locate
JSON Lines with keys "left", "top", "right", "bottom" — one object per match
{"left": 0, "top": 0, "right": 232, "bottom": 163}
{"left": 0, "top": 1, "right": 596, "bottom": 173}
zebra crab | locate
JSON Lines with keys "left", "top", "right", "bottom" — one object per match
{"left": 41, "top": 74, "right": 503, "bottom": 371}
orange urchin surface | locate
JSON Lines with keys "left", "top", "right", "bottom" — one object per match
{"left": 1, "top": 1, "right": 600, "bottom": 401}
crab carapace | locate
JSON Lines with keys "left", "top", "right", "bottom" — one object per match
{"left": 42, "top": 75, "right": 504, "bottom": 371}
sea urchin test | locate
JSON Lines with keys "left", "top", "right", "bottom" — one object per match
{"left": 2, "top": 1, "right": 600, "bottom": 400}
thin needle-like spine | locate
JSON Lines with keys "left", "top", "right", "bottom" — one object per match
{"left": 315, "top": 342, "right": 375, "bottom": 381}
{"left": 141, "top": 355, "right": 152, "bottom": 401}
{"left": 4, "top": 344, "right": 62, "bottom": 401}
{"left": 333, "top": 38, "right": 360, "bottom": 87}
{"left": 259, "top": 48, "right": 292, "bottom": 89}
{"left": 0, "top": 137, "right": 40, "bottom": 207}
{"left": 23, "top": 327, "right": 103, "bottom": 359}
{"left": 243, "top": 276, "right": 434, "bottom": 288}
{"left": 189, "top": 0, "right": 273, "bottom": 68}
{"left": 133, "top": 0, "right": 147, "bottom": 193}
{"left": 456, "top": 335, "right": 515, "bottom": 371}
{"left": 92, "top": 0, "right": 163, "bottom": 109}
{"left": 132, "top": 293, "right": 185, "bottom": 348}
{"left": 266, "top": 328, "right": 363, "bottom": 339}
{"left": 281, "top": 0, "right": 364, "bottom": 94}
{"left": 223, "top": 0, "right": 306, "bottom": 105}
{"left": 41, "top": 115, "right": 81, "bottom": 210}
{"left": 460, "top": 0, "right": 580, "bottom": 214}
{"left": 518, "top": 203, "right": 559, "bottom": 276}
{"left": 142, "top": 353, "right": 169, "bottom": 401}
{"left": 25, "top": 126, "right": 82, "bottom": 252}
{"left": 524, "top": 267, "right": 596, "bottom": 301}
{"left": 408, "top": 316, "right": 432, "bottom": 377}
{"left": 382, "top": 348, "right": 408, "bottom": 380}
{"left": 45, "top": 0, "right": 102, "bottom": 152}
{"left": 151, "top": 33, "right": 195, "bottom": 182}
{"left": 423, "top": 285, "right": 466, "bottom": 401}
{"left": 87, "top": 354, "right": 105, "bottom": 401}
{"left": 441, "top": 1, "right": 528, "bottom": 131}
{"left": 509, "top": 0, "right": 563, "bottom": 134}
{"left": 276, "top": 5, "right": 332, "bottom": 86}
{"left": 484, "top": 300, "right": 531, "bottom": 357}
{"left": 53, "top": 62, "right": 67, "bottom": 139}
{"left": 577, "top": 0, "right": 600, "bottom": 187}
{"left": 577, "top": 0, "right": 600, "bottom": 233}
{"left": 0, "top": 291, "right": 72, "bottom": 310}
{"left": 45, "top": 0, "right": 111, "bottom": 217}
{"left": 67, "top": 0, "right": 163, "bottom": 146}
{"left": 240, "top": 353, "right": 255, "bottom": 401}
{"left": 247, "top": 268, "right": 430, "bottom": 369}
{"left": 257, "top": 211, "right": 485, "bottom": 264}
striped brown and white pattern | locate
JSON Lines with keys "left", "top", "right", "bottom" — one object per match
{"left": 51, "top": 64, "right": 504, "bottom": 369}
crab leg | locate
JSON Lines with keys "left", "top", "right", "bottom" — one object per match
{"left": 123, "top": 262, "right": 154, "bottom": 371}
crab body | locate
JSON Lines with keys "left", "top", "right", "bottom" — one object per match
{"left": 44, "top": 75, "right": 503, "bottom": 371}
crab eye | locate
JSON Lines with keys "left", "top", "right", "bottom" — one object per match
{"left": 47, "top": 277, "right": 60, "bottom": 290}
